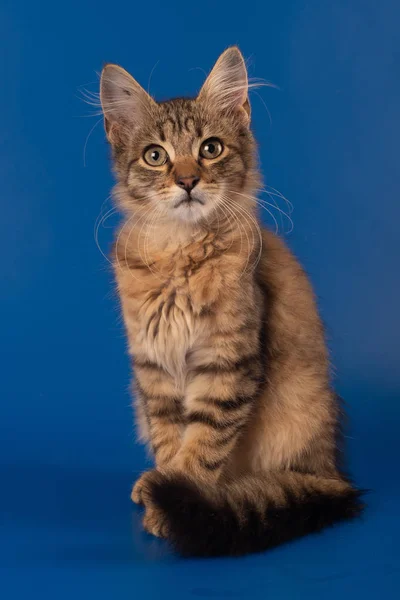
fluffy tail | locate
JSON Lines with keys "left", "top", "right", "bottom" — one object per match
{"left": 150, "top": 471, "right": 365, "bottom": 557}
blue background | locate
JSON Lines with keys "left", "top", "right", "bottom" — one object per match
{"left": 1, "top": 0, "right": 399, "bottom": 597}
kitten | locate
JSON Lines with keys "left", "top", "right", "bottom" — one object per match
{"left": 99, "top": 47, "right": 364, "bottom": 557}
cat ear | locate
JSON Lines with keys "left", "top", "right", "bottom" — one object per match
{"left": 198, "top": 47, "right": 250, "bottom": 120}
{"left": 100, "top": 64, "right": 155, "bottom": 145}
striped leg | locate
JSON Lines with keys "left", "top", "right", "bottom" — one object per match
{"left": 133, "top": 351, "right": 262, "bottom": 537}
{"left": 169, "top": 353, "right": 262, "bottom": 485}
{"left": 131, "top": 360, "right": 184, "bottom": 506}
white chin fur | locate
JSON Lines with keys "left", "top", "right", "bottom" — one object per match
{"left": 170, "top": 189, "right": 216, "bottom": 224}
{"left": 173, "top": 202, "right": 207, "bottom": 223}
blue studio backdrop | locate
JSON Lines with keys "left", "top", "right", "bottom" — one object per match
{"left": 1, "top": 0, "right": 399, "bottom": 598}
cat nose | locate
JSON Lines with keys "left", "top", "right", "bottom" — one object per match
{"left": 176, "top": 176, "right": 200, "bottom": 193}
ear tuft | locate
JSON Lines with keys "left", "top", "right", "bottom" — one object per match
{"left": 198, "top": 47, "right": 249, "bottom": 119}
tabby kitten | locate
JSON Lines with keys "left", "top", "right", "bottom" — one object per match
{"left": 99, "top": 47, "right": 363, "bottom": 557}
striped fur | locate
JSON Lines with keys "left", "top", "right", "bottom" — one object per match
{"left": 99, "top": 47, "right": 364, "bottom": 555}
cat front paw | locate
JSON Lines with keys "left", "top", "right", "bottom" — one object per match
{"left": 131, "top": 469, "right": 158, "bottom": 505}
{"left": 143, "top": 504, "right": 169, "bottom": 538}
{"left": 132, "top": 470, "right": 171, "bottom": 539}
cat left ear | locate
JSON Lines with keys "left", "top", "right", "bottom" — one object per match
{"left": 198, "top": 47, "right": 250, "bottom": 121}
{"left": 100, "top": 64, "right": 155, "bottom": 145}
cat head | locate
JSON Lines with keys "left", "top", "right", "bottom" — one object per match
{"left": 100, "top": 47, "right": 257, "bottom": 225}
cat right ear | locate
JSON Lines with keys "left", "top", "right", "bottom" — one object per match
{"left": 100, "top": 64, "right": 155, "bottom": 145}
{"left": 198, "top": 47, "right": 250, "bottom": 121}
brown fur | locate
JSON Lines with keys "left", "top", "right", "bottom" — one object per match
{"left": 99, "top": 47, "right": 363, "bottom": 555}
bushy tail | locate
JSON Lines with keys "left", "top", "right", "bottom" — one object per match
{"left": 150, "top": 471, "right": 364, "bottom": 557}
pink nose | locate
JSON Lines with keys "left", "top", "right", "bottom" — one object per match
{"left": 176, "top": 176, "right": 200, "bottom": 193}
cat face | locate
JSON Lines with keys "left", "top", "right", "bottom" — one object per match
{"left": 100, "top": 48, "right": 256, "bottom": 224}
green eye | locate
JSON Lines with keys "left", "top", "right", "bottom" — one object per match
{"left": 143, "top": 145, "right": 168, "bottom": 166}
{"left": 199, "top": 138, "right": 224, "bottom": 159}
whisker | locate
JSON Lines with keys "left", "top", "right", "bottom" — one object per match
{"left": 83, "top": 116, "right": 104, "bottom": 167}
{"left": 260, "top": 186, "right": 293, "bottom": 214}
{"left": 216, "top": 196, "right": 237, "bottom": 252}
{"left": 220, "top": 194, "right": 262, "bottom": 278}
{"left": 115, "top": 204, "right": 156, "bottom": 283}
{"left": 127, "top": 192, "right": 171, "bottom": 282}
{"left": 228, "top": 201, "right": 254, "bottom": 276}
{"left": 251, "top": 90, "right": 272, "bottom": 128}
{"left": 233, "top": 205, "right": 261, "bottom": 276}
{"left": 94, "top": 194, "right": 113, "bottom": 234}
{"left": 227, "top": 197, "right": 263, "bottom": 275}
{"left": 94, "top": 198, "right": 117, "bottom": 265}
{"left": 265, "top": 191, "right": 284, "bottom": 232}
{"left": 218, "top": 196, "right": 245, "bottom": 271}
{"left": 115, "top": 198, "right": 163, "bottom": 279}
{"left": 147, "top": 60, "right": 160, "bottom": 95}
{"left": 256, "top": 196, "right": 294, "bottom": 234}
{"left": 141, "top": 205, "right": 164, "bottom": 280}
{"left": 229, "top": 189, "right": 279, "bottom": 235}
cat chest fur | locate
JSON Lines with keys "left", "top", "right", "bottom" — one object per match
{"left": 137, "top": 282, "right": 200, "bottom": 378}
{"left": 123, "top": 236, "right": 227, "bottom": 378}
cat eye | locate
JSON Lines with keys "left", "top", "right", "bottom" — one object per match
{"left": 143, "top": 145, "right": 168, "bottom": 166}
{"left": 199, "top": 138, "right": 224, "bottom": 160}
